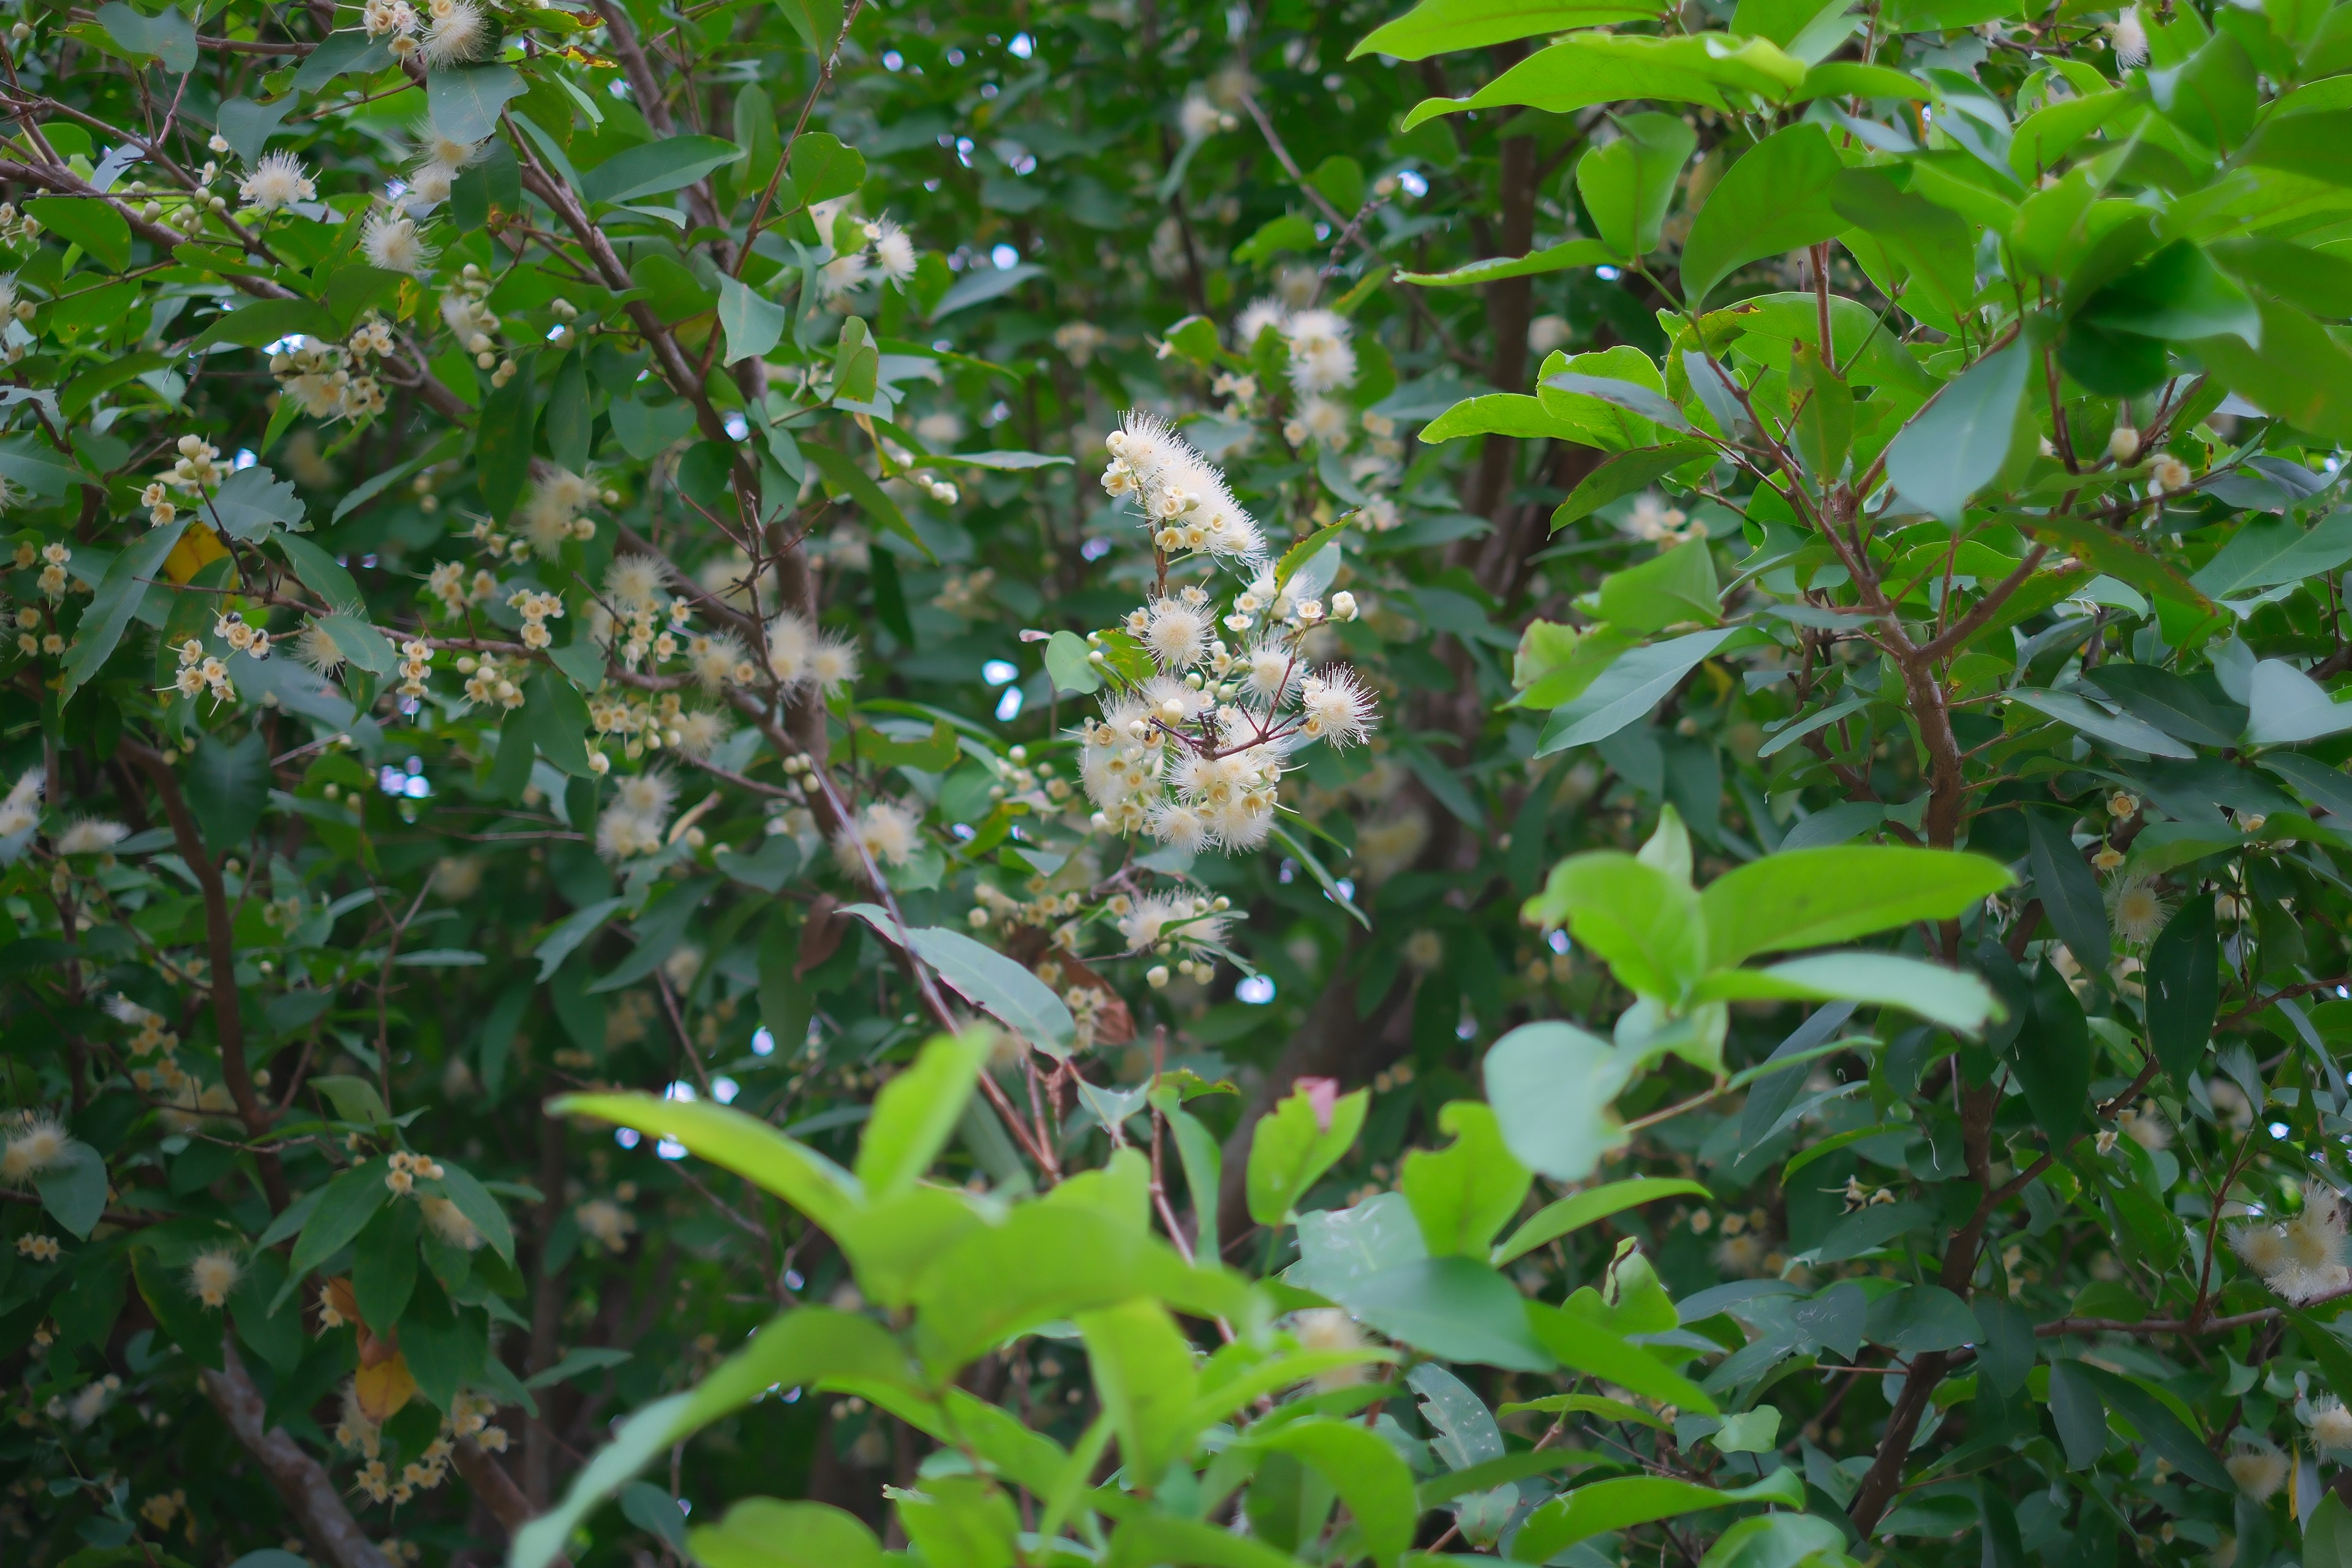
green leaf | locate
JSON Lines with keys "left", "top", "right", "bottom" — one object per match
{"left": 1525, "top": 1303, "right": 1717, "bottom": 1412}
{"left": 432, "top": 1161, "right": 516, "bottom": 1263}
{"left": 1493, "top": 1177, "right": 1710, "bottom": 1265}
{"left": 554, "top": 1091, "right": 861, "bottom": 1235}
{"left": 2069, "top": 1362, "right": 2233, "bottom": 1491}
{"left": 581, "top": 135, "right": 744, "bottom": 206}
{"left": 1400, "top": 33, "right": 1807, "bottom": 130}
{"left": 1482, "top": 1022, "right": 1634, "bottom": 1183}
{"left": 1884, "top": 339, "right": 2032, "bottom": 520}
{"left": 27, "top": 196, "right": 133, "bottom": 271}
{"left": 803, "top": 440, "right": 930, "bottom": 557}
{"left": 1535, "top": 628, "right": 1734, "bottom": 753}
{"left": 311, "top": 1074, "right": 390, "bottom": 1125}
{"left": 839, "top": 905, "right": 1076, "bottom": 1056}
{"left": 2005, "top": 688, "right": 2195, "bottom": 761}
{"left": 475, "top": 361, "right": 537, "bottom": 522}
{"left": 319, "top": 612, "right": 394, "bottom": 676}
{"left": 274, "top": 531, "right": 365, "bottom": 614}
{"left": 832, "top": 315, "right": 879, "bottom": 403}
{"left": 1700, "top": 845, "right": 2012, "bottom": 967}
{"left": 789, "top": 132, "right": 866, "bottom": 206}
{"left": 352, "top": 1197, "right": 420, "bottom": 1332}
{"left": 855, "top": 1030, "right": 994, "bottom": 1199}
{"left": 2080, "top": 663, "right": 2246, "bottom": 747}
{"left": 2080, "top": 241, "right": 2259, "bottom": 346}
{"left": 689, "top": 1500, "right": 886, "bottom": 1568}
{"left": 1550, "top": 440, "right": 1716, "bottom": 529}
{"left": 187, "top": 731, "right": 270, "bottom": 850}
{"left": 1509, "top": 1469, "right": 1803, "bottom": 1561}
{"left": 1401, "top": 1101, "right": 1532, "bottom": 1257}
{"left": 1345, "top": 1256, "right": 1555, "bottom": 1371}
{"left": 2182, "top": 296, "right": 2352, "bottom": 443}
{"left": 1044, "top": 630, "right": 1101, "bottom": 695}
{"left": 1422, "top": 393, "right": 1607, "bottom": 445}
{"left": 1078, "top": 1298, "right": 1200, "bottom": 1484}
{"left": 1695, "top": 952, "right": 1997, "bottom": 1032}
{"left": 2145, "top": 896, "right": 2218, "bottom": 1083}
{"left": 1542, "top": 370, "right": 1689, "bottom": 434}
{"left": 1831, "top": 168, "right": 1975, "bottom": 326}
{"left": 95, "top": 2, "right": 195, "bottom": 72}
{"left": 2045, "top": 1359, "right": 2108, "bottom": 1470}
{"left": 134, "top": 1246, "right": 224, "bottom": 1369}
{"left": 1397, "top": 239, "right": 1618, "bottom": 285}
{"left": 2245, "top": 658, "right": 2352, "bottom": 745}
{"left": 289, "top": 1161, "right": 393, "bottom": 1280}
{"left": 426, "top": 64, "right": 526, "bottom": 144}
{"left": 2190, "top": 511, "right": 2352, "bottom": 600}
{"left": 2310, "top": 1493, "right": 2352, "bottom": 1568}
{"left": 2025, "top": 809, "right": 2109, "bottom": 975}
{"left": 533, "top": 896, "right": 625, "bottom": 981}
{"left": 1790, "top": 335, "right": 1851, "bottom": 479}
{"left": 60, "top": 520, "right": 183, "bottom": 704}
{"left": 919, "top": 449, "right": 1075, "bottom": 470}
{"left": 2009, "top": 959, "right": 2091, "bottom": 1144}
{"left": 1246, "top": 1080, "right": 1371, "bottom": 1226}
{"left": 1247, "top": 1418, "right": 1419, "bottom": 1567}
{"left": 1698, "top": 1514, "right": 1849, "bottom": 1568}
{"left": 1574, "top": 113, "right": 1695, "bottom": 258}
{"left": 0, "top": 433, "right": 80, "bottom": 499}
{"left": 544, "top": 350, "right": 590, "bottom": 474}
{"left": 34, "top": 1141, "right": 107, "bottom": 1238}
{"left": 1525, "top": 851, "right": 1705, "bottom": 1000}
{"left": 777, "top": 0, "right": 843, "bottom": 51}
{"left": 1352, "top": 0, "right": 1667, "bottom": 58}
{"left": 1679, "top": 124, "right": 1844, "bottom": 308}
{"left": 511, "top": 1308, "right": 917, "bottom": 1568}
{"left": 1596, "top": 537, "right": 1719, "bottom": 632}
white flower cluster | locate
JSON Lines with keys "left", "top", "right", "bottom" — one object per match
{"left": 599, "top": 555, "right": 688, "bottom": 668}
{"left": 1078, "top": 427, "right": 1376, "bottom": 856}
{"left": 810, "top": 202, "right": 918, "bottom": 300}
{"left": 521, "top": 466, "right": 608, "bottom": 559}
{"left": 396, "top": 637, "right": 432, "bottom": 699}
{"left": 236, "top": 151, "right": 315, "bottom": 214}
{"left": 1101, "top": 412, "right": 1266, "bottom": 562}
{"left": 1115, "top": 890, "right": 1232, "bottom": 988}
{"left": 151, "top": 435, "right": 224, "bottom": 518}
{"left": 597, "top": 771, "right": 677, "bottom": 861}
{"left": 403, "top": 121, "right": 487, "bottom": 216}
{"left": 764, "top": 608, "right": 861, "bottom": 694}
{"left": 34, "top": 538, "right": 67, "bottom": 600}
{"left": 364, "top": 0, "right": 489, "bottom": 69}
{"left": 2230, "top": 1179, "right": 2351, "bottom": 1303}
{"left": 832, "top": 799, "right": 921, "bottom": 884}
{"left": 426, "top": 559, "right": 497, "bottom": 615}
{"left": 507, "top": 585, "right": 565, "bottom": 650}
{"left": 440, "top": 265, "right": 507, "bottom": 374}
{"left": 460, "top": 652, "right": 527, "bottom": 710}
{"left": 270, "top": 311, "right": 394, "bottom": 422}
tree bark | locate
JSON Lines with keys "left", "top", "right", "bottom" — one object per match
{"left": 202, "top": 1342, "right": 396, "bottom": 1568}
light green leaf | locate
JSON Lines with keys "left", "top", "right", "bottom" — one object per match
{"left": 2005, "top": 687, "right": 2197, "bottom": 760}
{"left": 1245, "top": 1080, "right": 1370, "bottom": 1226}
{"left": 840, "top": 904, "right": 1076, "bottom": 1056}
{"left": 788, "top": 131, "right": 866, "bottom": 205}
{"left": 715, "top": 274, "right": 788, "bottom": 365}
{"left": 34, "top": 1142, "right": 107, "bottom": 1239}
{"left": 1345, "top": 1256, "right": 1555, "bottom": 1371}
{"left": 1596, "top": 537, "right": 1719, "bottom": 631}
{"left": 1077, "top": 1298, "right": 1200, "bottom": 1484}
{"left": 61, "top": 521, "right": 184, "bottom": 704}
{"left": 2190, "top": 511, "right": 2352, "bottom": 600}
{"left": 553, "top": 1091, "right": 862, "bottom": 1235}
{"left": 1421, "top": 393, "right": 1606, "bottom": 445}
{"left": 581, "top": 135, "right": 744, "bottom": 206}
{"left": 1509, "top": 1470, "right": 1803, "bottom": 1562}
{"left": 288, "top": 1161, "right": 391, "bottom": 1280}
{"left": 1575, "top": 113, "right": 1697, "bottom": 258}
{"left": 1493, "top": 1176, "right": 1711, "bottom": 1265}
{"left": 854, "top": 1030, "right": 994, "bottom": 1199}
{"left": 689, "top": 1499, "right": 885, "bottom": 1568}
{"left": 1245, "top": 1419, "right": 1419, "bottom": 1567}
{"left": 426, "top": 64, "right": 526, "bottom": 144}
{"left": 1482, "top": 1022, "right": 1634, "bottom": 1183}
{"left": 1679, "top": 123, "right": 1845, "bottom": 308}
{"left": 1044, "top": 630, "right": 1101, "bottom": 695}
{"left": 1523, "top": 851, "right": 1706, "bottom": 1000}
{"left": 1698, "top": 845, "right": 2015, "bottom": 967}
{"left": 96, "top": 2, "right": 196, "bottom": 72}
{"left": 1883, "top": 340, "right": 2033, "bottom": 520}
{"left": 1400, "top": 33, "right": 1806, "bottom": 130}
{"left": 1352, "top": 0, "right": 1668, "bottom": 59}
{"left": 1398, "top": 239, "right": 1619, "bottom": 286}
{"left": 1536, "top": 628, "right": 1734, "bottom": 754}
{"left": 2244, "top": 658, "right": 2352, "bottom": 745}
{"left": 1695, "top": 952, "right": 1997, "bottom": 1032}
{"left": 1401, "top": 1101, "right": 1532, "bottom": 1257}
{"left": 1525, "top": 1303, "right": 1718, "bottom": 1412}
{"left": 1698, "top": 1513, "right": 1849, "bottom": 1568}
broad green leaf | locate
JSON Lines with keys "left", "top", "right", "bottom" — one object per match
{"left": 777, "top": 0, "right": 843, "bottom": 51}
{"left": 1698, "top": 1513, "right": 1849, "bottom": 1568}
{"left": 533, "top": 896, "right": 627, "bottom": 981}
{"left": 1700, "top": 845, "right": 2013, "bottom": 967}
{"left": 1523, "top": 850, "right": 1706, "bottom": 1000}
{"left": 34, "top": 1140, "right": 107, "bottom": 1238}
{"left": 511, "top": 1309, "right": 916, "bottom": 1568}
{"left": 475, "top": 361, "right": 537, "bottom": 522}
{"left": 96, "top": 1, "right": 196, "bottom": 71}
{"left": 1422, "top": 393, "right": 1609, "bottom": 445}
{"left": 1883, "top": 338, "right": 2032, "bottom": 520}
{"left": 832, "top": 315, "right": 880, "bottom": 403}
{"left": 1789, "top": 336, "right": 1850, "bottom": 478}
{"left": 1509, "top": 1469, "right": 1802, "bottom": 1561}
{"left": 1044, "top": 630, "right": 1101, "bottom": 695}
{"left": 1550, "top": 440, "right": 1717, "bottom": 529}
{"left": 2079, "top": 663, "right": 2246, "bottom": 746}
{"left": 854, "top": 1030, "right": 994, "bottom": 1199}
{"left": 788, "top": 132, "right": 866, "bottom": 205}
{"left": 554, "top": 1091, "right": 862, "bottom": 1234}
{"left": 1077, "top": 1298, "right": 1200, "bottom": 1484}
{"left": 1290, "top": 1191, "right": 1427, "bottom": 1301}
{"left": 581, "top": 135, "right": 744, "bottom": 206}
{"left": 2024, "top": 809, "right": 2109, "bottom": 974}
{"left": 840, "top": 905, "right": 1075, "bottom": 1056}
{"left": 1352, "top": 0, "right": 1668, "bottom": 59}
{"left": 0, "top": 433, "right": 80, "bottom": 498}
{"left": 1246, "top": 1080, "right": 1370, "bottom": 1225}
{"left": 1401, "top": 33, "right": 1806, "bottom": 130}
{"left": 320, "top": 612, "right": 394, "bottom": 676}
{"left": 2068, "top": 1362, "right": 2233, "bottom": 1491}
{"left": 2080, "top": 241, "right": 2259, "bottom": 345}
{"left": 427, "top": 64, "right": 524, "bottom": 143}
{"left": 1695, "top": 952, "right": 1997, "bottom": 1033}
{"left": 2008, "top": 959, "right": 2090, "bottom": 1144}
{"left": 1596, "top": 537, "right": 1719, "bottom": 632}
{"left": 713, "top": 274, "right": 789, "bottom": 368}
{"left": 61, "top": 520, "right": 184, "bottom": 703}
{"left": 2192, "top": 295, "right": 2352, "bottom": 443}
{"left": 1535, "top": 628, "right": 1735, "bottom": 753}
{"left": 1400, "top": 1101, "right": 1531, "bottom": 1257}
{"left": 1398, "top": 239, "right": 1618, "bottom": 286}
{"left": 288, "top": 1161, "right": 392, "bottom": 1279}
{"left": 186, "top": 731, "right": 270, "bottom": 850}
{"left": 2145, "top": 896, "right": 2218, "bottom": 1082}
{"left": 1832, "top": 168, "right": 1976, "bottom": 328}
{"left": 2310, "top": 1493, "right": 2352, "bottom": 1568}
{"left": 2190, "top": 511, "right": 2352, "bottom": 600}
{"left": 2245, "top": 659, "right": 2352, "bottom": 745}
{"left": 1345, "top": 1256, "right": 1555, "bottom": 1371}
{"left": 1482, "top": 1022, "right": 1634, "bottom": 1182}
{"left": 1246, "top": 1419, "right": 1418, "bottom": 1567}
{"left": 274, "top": 532, "right": 365, "bottom": 614}
{"left": 1493, "top": 1176, "right": 1711, "bottom": 1265}
{"left": 1679, "top": 124, "right": 1844, "bottom": 308}
{"left": 1524, "top": 1303, "right": 1717, "bottom": 1412}
{"left": 2005, "top": 688, "right": 2195, "bottom": 761}
{"left": 431, "top": 1161, "right": 516, "bottom": 1264}
{"left": 802, "top": 440, "right": 931, "bottom": 557}
{"left": 1575, "top": 113, "right": 1697, "bottom": 258}
{"left": 2045, "top": 1359, "right": 2108, "bottom": 1470}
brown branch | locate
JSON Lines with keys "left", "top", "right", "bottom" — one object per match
{"left": 202, "top": 1341, "right": 396, "bottom": 1568}
{"left": 453, "top": 1435, "right": 571, "bottom": 1568}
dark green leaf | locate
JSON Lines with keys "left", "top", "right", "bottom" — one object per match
{"left": 2025, "top": 807, "right": 2109, "bottom": 977}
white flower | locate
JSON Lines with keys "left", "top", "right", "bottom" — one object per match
{"left": 870, "top": 221, "right": 916, "bottom": 285}
{"left": 1293, "top": 395, "right": 1352, "bottom": 448}
{"left": 766, "top": 609, "right": 816, "bottom": 685}
{"left": 674, "top": 710, "right": 729, "bottom": 756}
{"left": 361, "top": 213, "right": 434, "bottom": 274}
{"left": 687, "top": 631, "right": 747, "bottom": 690}
{"left": 0, "top": 1116, "right": 68, "bottom": 1183}
{"left": 0, "top": 767, "right": 43, "bottom": 837}
{"left": 1235, "top": 297, "right": 1290, "bottom": 347}
{"left": 2111, "top": 4, "right": 2148, "bottom": 65}
{"left": 416, "top": 122, "right": 484, "bottom": 171}
{"left": 817, "top": 250, "right": 869, "bottom": 297}
{"left": 402, "top": 162, "right": 455, "bottom": 212}
{"left": 55, "top": 818, "right": 127, "bottom": 855}
{"left": 596, "top": 807, "right": 664, "bottom": 861}
{"left": 294, "top": 619, "right": 346, "bottom": 674}
{"left": 605, "top": 554, "right": 668, "bottom": 616}
{"left": 237, "top": 152, "right": 316, "bottom": 214}
{"left": 1178, "top": 92, "right": 1226, "bottom": 141}
{"left": 2108, "top": 872, "right": 2171, "bottom": 945}
{"left": 1284, "top": 308, "right": 1357, "bottom": 397}
{"left": 420, "top": 1196, "right": 483, "bottom": 1250}
{"left": 617, "top": 771, "right": 677, "bottom": 821}
{"left": 419, "top": 0, "right": 488, "bottom": 67}
{"left": 833, "top": 801, "right": 919, "bottom": 880}
{"left": 1240, "top": 640, "right": 1295, "bottom": 704}
{"left": 809, "top": 635, "right": 861, "bottom": 692}
{"left": 186, "top": 1248, "right": 243, "bottom": 1308}
{"left": 1144, "top": 597, "right": 1210, "bottom": 671}
{"left": 1147, "top": 799, "right": 1212, "bottom": 853}
{"left": 1298, "top": 666, "right": 1377, "bottom": 747}
{"left": 2226, "top": 1440, "right": 2288, "bottom": 1501}
{"left": 2312, "top": 1396, "right": 2352, "bottom": 1453}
